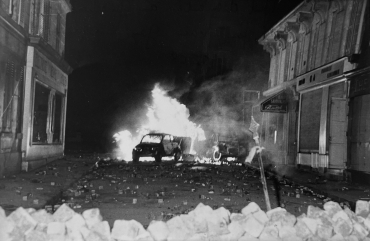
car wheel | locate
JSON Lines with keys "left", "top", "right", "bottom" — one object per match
{"left": 212, "top": 150, "right": 222, "bottom": 162}
{"left": 155, "top": 155, "right": 162, "bottom": 163}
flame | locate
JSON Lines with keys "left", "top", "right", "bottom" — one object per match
{"left": 113, "top": 83, "right": 205, "bottom": 161}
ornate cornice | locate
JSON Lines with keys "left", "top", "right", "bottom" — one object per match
{"left": 285, "top": 22, "right": 300, "bottom": 42}
{"left": 296, "top": 11, "right": 314, "bottom": 33}
{"left": 274, "top": 31, "right": 288, "bottom": 50}
{"left": 262, "top": 41, "right": 278, "bottom": 57}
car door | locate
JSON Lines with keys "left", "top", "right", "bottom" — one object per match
{"left": 162, "top": 135, "right": 173, "bottom": 154}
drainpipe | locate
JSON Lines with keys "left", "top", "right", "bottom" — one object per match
{"left": 355, "top": 0, "right": 368, "bottom": 53}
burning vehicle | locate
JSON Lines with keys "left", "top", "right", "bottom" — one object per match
{"left": 206, "top": 134, "right": 244, "bottom": 164}
{"left": 132, "top": 133, "right": 191, "bottom": 162}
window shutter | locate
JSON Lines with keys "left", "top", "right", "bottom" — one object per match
{"left": 42, "top": 0, "right": 51, "bottom": 41}
{"left": 19, "top": 0, "right": 25, "bottom": 27}
{"left": 2, "top": 61, "right": 15, "bottom": 132}
{"left": 346, "top": 0, "right": 363, "bottom": 55}
{"left": 56, "top": 13, "right": 61, "bottom": 52}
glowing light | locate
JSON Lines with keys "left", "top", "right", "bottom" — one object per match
{"left": 113, "top": 83, "right": 205, "bottom": 160}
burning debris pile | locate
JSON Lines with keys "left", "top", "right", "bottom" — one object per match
{"left": 2, "top": 199, "right": 370, "bottom": 241}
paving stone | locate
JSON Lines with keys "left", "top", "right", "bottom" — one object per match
{"left": 317, "top": 224, "right": 333, "bottom": 239}
{"left": 25, "top": 230, "right": 47, "bottom": 241}
{"left": 278, "top": 225, "right": 297, "bottom": 239}
{"left": 0, "top": 206, "right": 5, "bottom": 218}
{"left": 294, "top": 219, "right": 313, "bottom": 240}
{"left": 241, "top": 202, "right": 260, "bottom": 216}
{"left": 237, "top": 231, "right": 260, "bottom": 241}
{"left": 166, "top": 216, "right": 191, "bottom": 241}
{"left": 252, "top": 209, "right": 269, "bottom": 224}
{"left": 65, "top": 213, "right": 86, "bottom": 232}
{"left": 259, "top": 225, "right": 279, "bottom": 240}
{"left": 352, "top": 222, "right": 368, "bottom": 240}
{"left": 230, "top": 213, "right": 246, "bottom": 222}
{"left": 333, "top": 217, "right": 353, "bottom": 237}
{"left": 7, "top": 207, "right": 37, "bottom": 237}
{"left": 82, "top": 208, "right": 102, "bottom": 229}
{"left": 317, "top": 211, "right": 333, "bottom": 226}
{"left": 91, "top": 220, "right": 111, "bottom": 241}
{"left": 0, "top": 215, "right": 14, "bottom": 241}
{"left": 239, "top": 214, "right": 264, "bottom": 238}
{"left": 225, "top": 220, "right": 245, "bottom": 240}
{"left": 335, "top": 210, "right": 351, "bottom": 222}
{"left": 47, "top": 222, "right": 65, "bottom": 235}
{"left": 85, "top": 231, "right": 109, "bottom": 241}
{"left": 329, "top": 233, "right": 346, "bottom": 241}
{"left": 65, "top": 229, "right": 84, "bottom": 241}
{"left": 180, "top": 214, "right": 196, "bottom": 234}
{"left": 324, "top": 201, "right": 343, "bottom": 218}
{"left": 53, "top": 204, "right": 75, "bottom": 223}
{"left": 307, "top": 205, "right": 325, "bottom": 219}
{"left": 147, "top": 220, "right": 169, "bottom": 241}
{"left": 355, "top": 200, "right": 370, "bottom": 218}
{"left": 301, "top": 217, "right": 322, "bottom": 235}
{"left": 31, "top": 209, "right": 54, "bottom": 225}
{"left": 111, "top": 219, "right": 151, "bottom": 241}
{"left": 266, "top": 207, "right": 287, "bottom": 220}
{"left": 188, "top": 202, "right": 213, "bottom": 233}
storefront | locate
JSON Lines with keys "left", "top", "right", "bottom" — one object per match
{"left": 347, "top": 67, "right": 370, "bottom": 178}
{"left": 21, "top": 46, "right": 68, "bottom": 171}
{"left": 296, "top": 57, "right": 351, "bottom": 173}
{"left": 252, "top": 88, "right": 298, "bottom": 166}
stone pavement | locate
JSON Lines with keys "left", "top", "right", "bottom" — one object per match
{"left": 0, "top": 153, "right": 369, "bottom": 217}
{"left": 0, "top": 154, "right": 98, "bottom": 215}
{"left": 249, "top": 162, "right": 370, "bottom": 211}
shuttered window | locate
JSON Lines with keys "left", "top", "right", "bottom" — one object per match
{"left": 2, "top": 61, "right": 15, "bottom": 132}
{"left": 345, "top": 0, "right": 364, "bottom": 55}
{"left": 299, "top": 89, "right": 322, "bottom": 152}
{"left": 56, "top": 13, "right": 61, "bottom": 53}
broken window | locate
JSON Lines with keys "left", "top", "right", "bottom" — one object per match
{"left": 32, "top": 82, "right": 64, "bottom": 144}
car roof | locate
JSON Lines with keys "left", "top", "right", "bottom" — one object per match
{"left": 146, "top": 133, "right": 171, "bottom": 136}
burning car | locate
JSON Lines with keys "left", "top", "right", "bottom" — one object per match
{"left": 132, "top": 133, "right": 189, "bottom": 162}
{"left": 208, "top": 134, "right": 243, "bottom": 163}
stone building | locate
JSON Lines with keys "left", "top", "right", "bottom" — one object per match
{"left": 0, "top": 0, "right": 71, "bottom": 176}
{"left": 257, "top": 0, "right": 369, "bottom": 178}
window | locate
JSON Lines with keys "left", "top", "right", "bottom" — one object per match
{"left": 56, "top": 13, "right": 61, "bottom": 52}
{"left": 32, "top": 82, "right": 64, "bottom": 144}
{"left": 2, "top": 61, "right": 15, "bottom": 132}
{"left": 299, "top": 89, "right": 322, "bottom": 152}
{"left": 29, "top": 0, "right": 51, "bottom": 40}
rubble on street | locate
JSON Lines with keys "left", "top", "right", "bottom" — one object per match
{"left": 1, "top": 154, "right": 370, "bottom": 240}
{"left": 3, "top": 200, "right": 370, "bottom": 240}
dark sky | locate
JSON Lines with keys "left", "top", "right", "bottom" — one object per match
{"left": 64, "top": 0, "right": 302, "bottom": 151}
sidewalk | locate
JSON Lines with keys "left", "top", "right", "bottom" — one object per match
{"left": 249, "top": 162, "right": 370, "bottom": 210}
{"left": 0, "top": 154, "right": 97, "bottom": 215}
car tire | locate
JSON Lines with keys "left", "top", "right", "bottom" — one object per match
{"left": 155, "top": 155, "right": 162, "bottom": 163}
{"left": 212, "top": 150, "right": 222, "bottom": 162}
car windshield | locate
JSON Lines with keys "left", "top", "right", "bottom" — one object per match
{"left": 141, "top": 134, "right": 163, "bottom": 144}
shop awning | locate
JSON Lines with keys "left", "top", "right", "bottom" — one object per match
{"left": 255, "top": 91, "right": 288, "bottom": 113}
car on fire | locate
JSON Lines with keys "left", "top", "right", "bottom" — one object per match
{"left": 132, "top": 133, "right": 189, "bottom": 163}
{"left": 206, "top": 134, "right": 245, "bottom": 164}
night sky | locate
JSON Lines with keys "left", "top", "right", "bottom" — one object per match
{"left": 64, "top": 0, "right": 302, "bottom": 152}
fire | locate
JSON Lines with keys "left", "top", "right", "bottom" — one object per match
{"left": 113, "top": 84, "right": 205, "bottom": 161}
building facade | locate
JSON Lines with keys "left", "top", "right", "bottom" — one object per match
{"left": 0, "top": 0, "right": 71, "bottom": 176}
{"left": 258, "top": 0, "right": 369, "bottom": 177}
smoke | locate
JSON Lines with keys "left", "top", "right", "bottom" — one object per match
{"left": 183, "top": 56, "right": 268, "bottom": 140}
